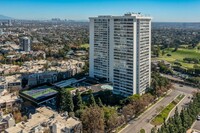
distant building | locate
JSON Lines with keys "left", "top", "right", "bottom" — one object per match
{"left": 52, "top": 18, "right": 61, "bottom": 22}
{"left": 0, "top": 29, "right": 3, "bottom": 35}
{"left": 8, "top": 20, "right": 12, "bottom": 26}
{"left": 89, "top": 13, "right": 152, "bottom": 97}
{"left": 19, "top": 37, "right": 31, "bottom": 52}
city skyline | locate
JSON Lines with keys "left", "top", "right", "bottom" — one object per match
{"left": 0, "top": 0, "right": 200, "bottom": 22}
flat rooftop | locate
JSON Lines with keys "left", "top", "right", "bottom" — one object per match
{"left": 4, "top": 126, "right": 22, "bottom": 133}
{"left": 0, "top": 93, "right": 20, "bottom": 104}
{"left": 53, "top": 78, "right": 78, "bottom": 88}
{"left": 0, "top": 75, "right": 21, "bottom": 86}
{"left": 5, "top": 107, "right": 81, "bottom": 133}
{"left": 21, "top": 85, "right": 58, "bottom": 101}
{"left": 90, "top": 13, "right": 151, "bottom": 19}
{"left": 5, "top": 109, "right": 49, "bottom": 133}
{"left": 37, "top": 106, "right": 58, "bottom": 117}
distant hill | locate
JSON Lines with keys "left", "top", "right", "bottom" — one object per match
{"left": 0, "top": 15, "right": 13, "bottom": 20}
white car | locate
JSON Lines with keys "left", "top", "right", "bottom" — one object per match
{"left": 197, "top": 115, "right": 200, "bottom": 121}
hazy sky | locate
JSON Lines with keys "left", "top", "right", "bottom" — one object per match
{"left": 0, "top": 0, "right": 200, "bottom": 22}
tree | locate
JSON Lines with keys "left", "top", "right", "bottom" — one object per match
{"left": 83, "top": 61, "right": 89, "bottom": 73}
{"left": 162, "top": 50, "right": 165, "bottom": 56}
{"left": 158, "top": 62, "right": 173, "bottom": 74}
{"left": 88, "top": 91, "right": 96, "bottom": 106}
{"left": 151, "top": 72, "right": 172, "bottom": 97}
{"left": 97, "top": 97, "right": 103, "bottom": 107}
{"left": 103, "top": 106, "right": 119, "bottom": 131}
{"left": 74, "top": 91, "right": 83, "bottom": 110}
{"left": 60, "top": 88, "right": 74, "bottom": 112}
{"left": 103, "top": 106, "right": 118, "bottom": 131}
{"left": 60, "top": 88, "right": 67, "bottom": 111}
{"left": 122, "top": 104, "right": 135, "bottom": 122}
{"left": 152, "top": 45, "right": 160, "bottom": 57}
{"left": 151, "top": 127, "right": 156, "bottom": 133}
{"left": 66, "top": 90, "right": 74, "bottom": 112}
{"left": 140, "top": 129, "right": 145, "bottom": 133}
{"left": 13, "top": 111, "right": 22, "bottom": 123}
{"left": 156, "top": 92, "right": 200, "bottom": 133}
{"left": 81, "top": 106, "right": 104, "bottom": 133}
{"left": 63, "top": 44, "right": 70, "bottom": 52}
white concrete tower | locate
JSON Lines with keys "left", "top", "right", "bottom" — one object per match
{"left": 20, "top": 37, "right": 31, "bottom": 52}
{"left": 89, "top": 13, "right": 152, "bottom": 97}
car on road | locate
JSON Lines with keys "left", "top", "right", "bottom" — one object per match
{"left": 197, "top": 115, "right": 200, "bottom": 121}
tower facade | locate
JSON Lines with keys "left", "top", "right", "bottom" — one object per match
{"left": 89, "top": 13, "right": 151, "bottom": 97}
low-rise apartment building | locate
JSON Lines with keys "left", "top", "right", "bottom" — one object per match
{"left": 0, "top": 92, "right": 22, "bottom": 111}
{"left": 5, "top": 107, "right": 82, "bottom": 133}
{"left": 0, "top": 113, "right": 15, "bottom": 132}
{"left": 0, "top": 75, "right": 21, "bottom": 92}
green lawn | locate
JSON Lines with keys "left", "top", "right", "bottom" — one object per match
{"left": 157, "top": 48, "right": 200, "bottom": 69}
{"left": 151, "top": 94, "right": 185, "bottom": 126}
{"left": 80, "top": 43, "right": 89, "bottom": 49}
{"left": 65, "top": 86, "right": 76, "bottom": 91}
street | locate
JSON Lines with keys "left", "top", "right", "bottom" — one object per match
{"left": 120, "top": 83, "right": 198, "bottom": 133}
{"left": 192, "top": 120, "right": 200, "bottom": 133}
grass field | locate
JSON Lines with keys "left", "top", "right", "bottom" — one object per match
{"left": 151, "top": 94, "right": 185, "bottom": 126}
{"left": 80, "top": 43, "right": 89, "bottom": 49}
{"left": 157, "top": 48, "right": 200, "bottom": 69}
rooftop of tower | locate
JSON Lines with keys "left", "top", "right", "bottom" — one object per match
{"left": 89, "top": 13, "right": 152, "bottom": 20}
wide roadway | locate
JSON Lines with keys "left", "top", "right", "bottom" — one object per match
{"left": 120, "top": 83, "right": 198, "bottom": 133}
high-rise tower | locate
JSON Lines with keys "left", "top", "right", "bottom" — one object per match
{"left": 20, "top": 37, "right": 31, "bottom": 52}
{"left": 89, "top": 13, "right": 152, "bottom": 97}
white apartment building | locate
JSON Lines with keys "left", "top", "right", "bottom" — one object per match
{"left": 89, "top": 13, "right": 151, "bottom": 97}
{"left": 19, "top": 36, "right": 31, "bottom": 52}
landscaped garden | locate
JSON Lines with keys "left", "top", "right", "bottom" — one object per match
{"left": 151, "top": 94, "right": 185, "bottom": 125}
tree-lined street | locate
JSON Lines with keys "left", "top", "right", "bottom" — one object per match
{"left": 120, "top": 83, "right": 198, "bottom": 133}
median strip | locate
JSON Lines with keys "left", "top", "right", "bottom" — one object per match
{"left": 150, "top": 94, "right": 185, "bottom": 126}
